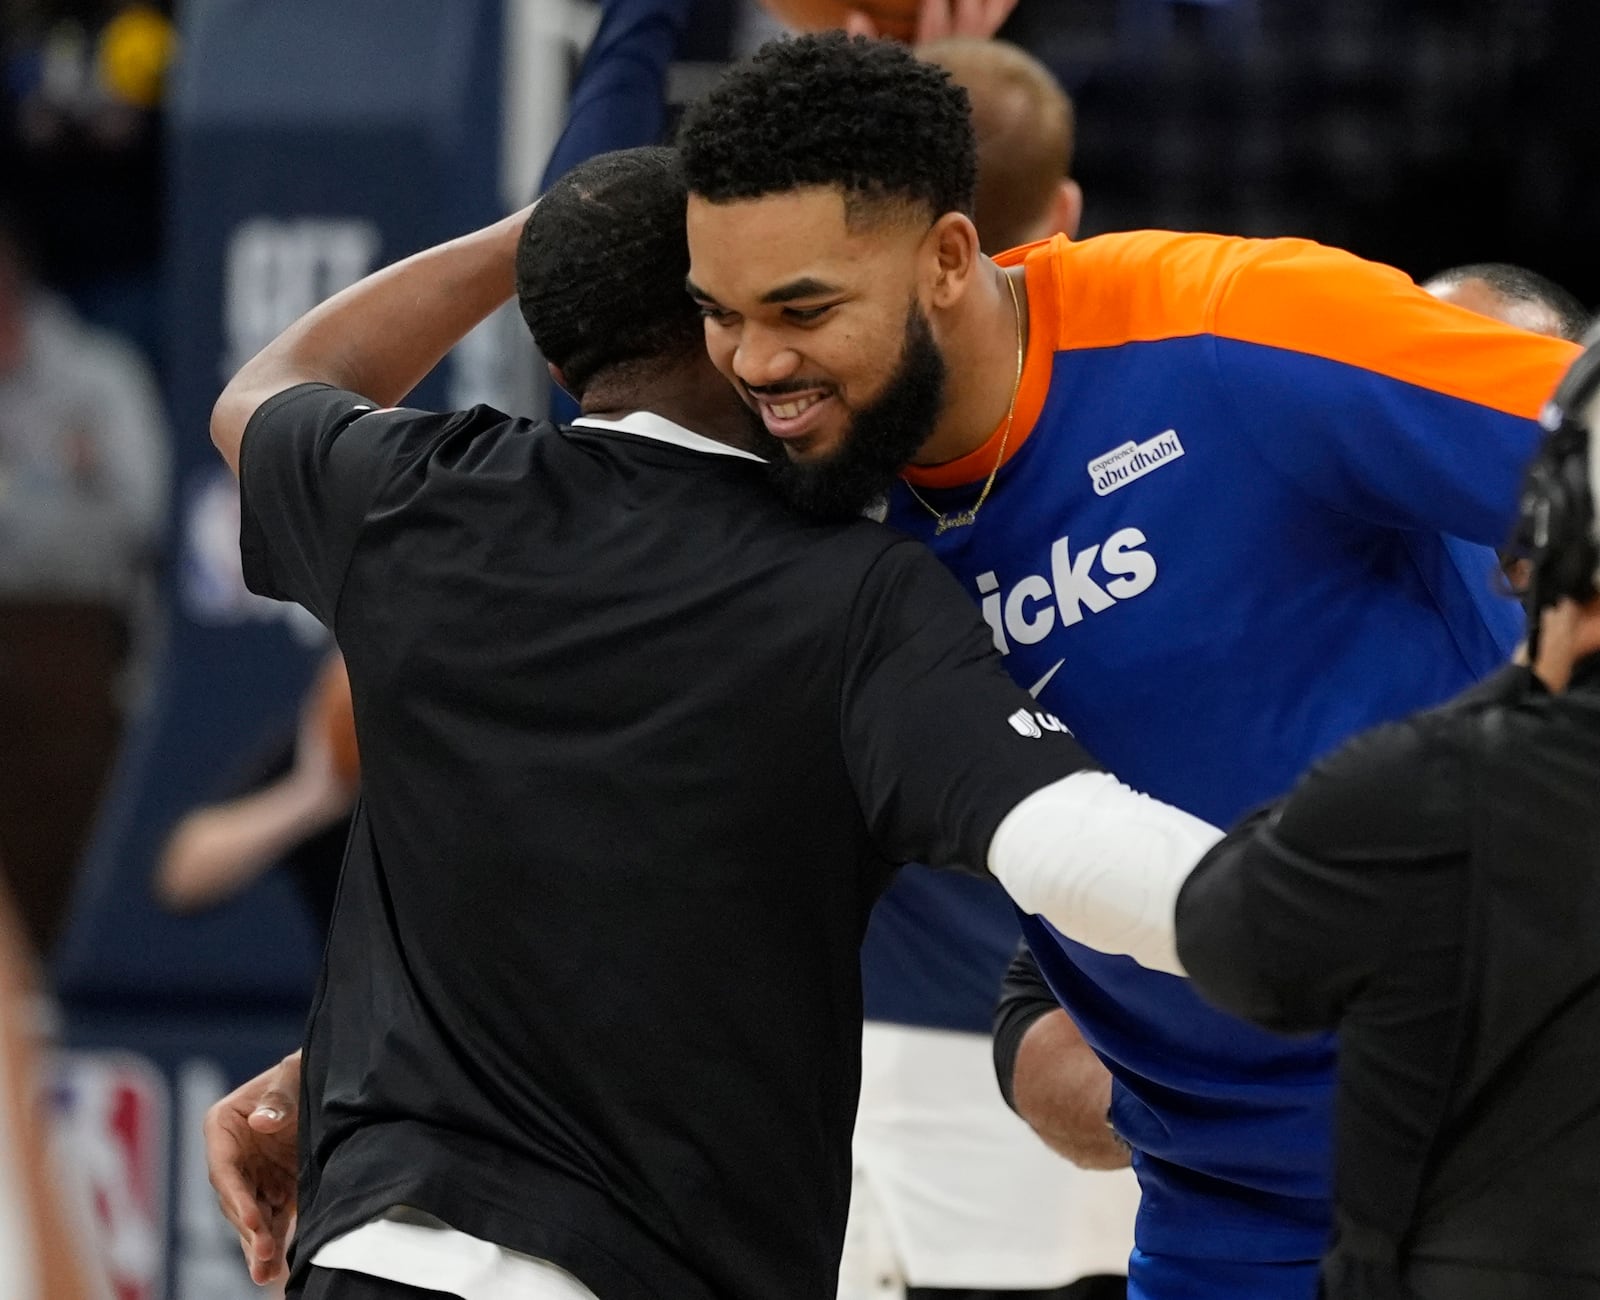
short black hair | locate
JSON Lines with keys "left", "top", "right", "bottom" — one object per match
{"left": 517, "top": 147, "right": 702, "bottom": 398}
{"left": 678, "top": 33, "right": 976, "bottom": 226}
{"left": 1425, "top": 262, "right": 1591, "bottom": 342}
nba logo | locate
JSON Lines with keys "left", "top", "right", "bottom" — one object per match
{"left": 51, "top": 1051, "right": 170, "bottom": 1300}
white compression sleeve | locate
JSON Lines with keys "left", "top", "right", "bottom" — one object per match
{"left": 988, "top": 772, "right": 1225, "bottom": 978}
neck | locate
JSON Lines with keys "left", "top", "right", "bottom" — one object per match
{"left": 910, "top": 260, "right": 1029, "bottom": 467}
{"left": 581, "top": 361, "right": 762, "bottom": 455}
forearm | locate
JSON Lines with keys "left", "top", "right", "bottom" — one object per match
{"left": 0, "top": 891, "right": 95, "bottom": 1299}
{"left": 1011, "top": 1009, "right": 1130, "bottom": 1170}
{"left": 539, "top": 0, "right": 689, "bottom": 190}
{"left": 989, "top": 772, "right": 1223, "bottom": 977}
{"left": 211, "top": 207, "right": 532, "bottom": 471}
{"left": 157, "top": 775, "right": 350, "bottom": 911}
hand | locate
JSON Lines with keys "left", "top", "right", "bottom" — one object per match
{"left": 203, "top": 1051, "right": 302, "bottom": 1284}
{"left": 1531, "top": 598, "right": 1585, "bottom": 693}
{"left": 1012, "top": 1010, "right": 1132, "bottom": 1170}
{"left": 844, "top": 0, "right": 1020, "bottom": 42}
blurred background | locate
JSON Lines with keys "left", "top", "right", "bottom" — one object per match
{"left": 1, "top": 1, "right": 1596, "bottom": 1296}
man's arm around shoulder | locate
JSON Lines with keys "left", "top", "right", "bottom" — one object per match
{"left": 210, "top": 208, "right": 531, "bottom": 475}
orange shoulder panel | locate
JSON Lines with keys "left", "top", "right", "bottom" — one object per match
{"left": 1210, "top": 238, "right": 1579, "bottom": 418}
{"left": 1033, "top": 229, "right": 1263, "bottom": 350}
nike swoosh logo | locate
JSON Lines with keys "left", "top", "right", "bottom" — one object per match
{"left": 1028, "top": 659, "right": 1065, "bottom": 698}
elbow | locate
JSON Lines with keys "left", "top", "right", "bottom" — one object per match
{"left": 153, "top": 819, "right": 222, "bottom": 913}
{"left": 209, "top": 388, "right": 247, "bottom": 474}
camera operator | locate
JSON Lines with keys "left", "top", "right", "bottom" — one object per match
{"left": 1175, "top": 331, "right": 1600, "bottom": 1298}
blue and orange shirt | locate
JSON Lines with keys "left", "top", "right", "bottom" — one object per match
{"left": 884, "top": 231, "right": 1579, "bottom": 1262}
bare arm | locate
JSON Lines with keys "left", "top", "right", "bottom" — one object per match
{"left": 0, "top": 883, "right": 99, "bottom": 1299}
{"left": 155, "top": 773, "right": 351, "bottom": 912}
{"left": 157, "top": 657, "right": 357, "bottom": 911}
{"left": 210, "top": 206, "right": 533, "bottom": 474}
{"left": 995, "top": 943, "right": 1130, "bottom": 1170}
{"left": 1012, "top": 1009, "right": 1130, "bottom": 1170}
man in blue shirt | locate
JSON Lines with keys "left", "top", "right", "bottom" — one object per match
{"left": 676, "top": 33, "right": 1578, "bottom": 1298}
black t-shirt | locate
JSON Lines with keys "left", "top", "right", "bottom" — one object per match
{"left": 1177, "top": 661, "right": 1600, "bottom": 1299}
{"left": 238, "top": 386, "right": 1097, "bottom": 1300}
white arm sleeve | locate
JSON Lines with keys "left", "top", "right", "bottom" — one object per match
{"left": 988, "top": 772, "right": 1225, "bottom": 977}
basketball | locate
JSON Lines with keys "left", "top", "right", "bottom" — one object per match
{"left": 759, "top": 0, "right": 920, "bottom": 40}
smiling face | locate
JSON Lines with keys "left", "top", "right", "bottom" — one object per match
{"left": 686, "top": 188, "right": 942, "bottom": 447}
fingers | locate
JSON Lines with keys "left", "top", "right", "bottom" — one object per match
{"left": 916, "top": 0, "right": 951, "bottom": 41}
{"left": 204, "top": 1058, "right": 302, "bottom": 1285}
{"left": 248, "top": 1205, "right": 295, "bottom": 1284}
{"left": 247, "top": 1091, "right": 294, "bottom": 1130}
{"left": 988, "top": 0, "right": 1022, "bottom": 33}
{"left": 202, "top": 1111, "right": 255, "bottom": 1227}
{"left": 245, "top": 1230, "right": 286, "bottom": 1286}
{"left": 843, "top": 10, "right": 880, "bottom": 38}
{"left": 232, "top": 1179, "right": 293, "bottom": 1283}
{"left": 916, "top": 0, "right": 1020, "bottom": 41}
{"left": 248, "top": 1052, "right": 301, "bottom": 1131}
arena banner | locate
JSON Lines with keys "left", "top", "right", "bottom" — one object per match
{"left": 52, "top": 3, "right": 507, "bottom": 1293}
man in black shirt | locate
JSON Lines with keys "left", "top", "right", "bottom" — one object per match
{"left": 1175, "top": 334, "right": 1600, "bottom": 1298}
{"left": 205, "top": 147, "right": 1219, "bottom": 1300}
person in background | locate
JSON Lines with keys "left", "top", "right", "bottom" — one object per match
{"left": 915, "top": 37, "right": 1080, "bottom": 254}
{"left": 0, "top": 215, "right": 169, "bottom": 955}
{"left": 1175, "top": 334, "right": 1600, "bottom": 1298}
{"left": 1423, "top": 262, "right": 1590, "bottom": 343}
{"left": 1423, "top": 262, "right": 1590, "bottom": 591}
{"left": 840, "top": 35, "right": 1130, "bottom": 1300}
{"left": 154, "top": 652, "right": 359, "bottom": 935}
{"left": 0, "top": 874, "right": 104, "bottom": 1300}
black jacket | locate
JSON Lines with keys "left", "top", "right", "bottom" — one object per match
{"left": 1177, "top": 655, "right": 1600, "bottom": 1300}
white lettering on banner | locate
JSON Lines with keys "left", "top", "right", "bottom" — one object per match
{"left": 223, "top": 217, "right": 381, "bottom": 380}
{"left": 1088, "top": 429, "right": 1185, "bottom": 496}
{"left": 976, "top": 527, "right": 1158, "bottom": 655}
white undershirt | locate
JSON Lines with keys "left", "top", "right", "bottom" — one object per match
{"left": 570, "top": 410, "right": 767, "bottom": 460}
{"left": 312, "top": 1211, "right": 598, "bottom": 1300}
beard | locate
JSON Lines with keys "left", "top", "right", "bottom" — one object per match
{"left": 756, "top": 301, "right": 947, "bottom": 522}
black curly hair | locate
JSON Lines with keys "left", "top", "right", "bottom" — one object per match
{"left": 678, "top": 33, "right": 976, "bottom": 226}
{"left": 517, "top": 146, "right": 703, "bottom": 399}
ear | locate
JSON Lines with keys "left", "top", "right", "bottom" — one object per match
{"left": 924, "top": 212, "right": 982, "bottom": 310}
{"left": 547, "top": 361, "right": 573, "bottom": 399}
{"left": 1050, "top": 179, "right": 1083, "bottom": 240}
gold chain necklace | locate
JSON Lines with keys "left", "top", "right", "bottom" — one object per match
{"left": 902, "top": 269, "right": 1024, "bottom": 536}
